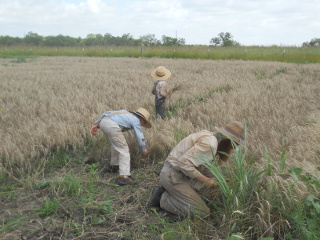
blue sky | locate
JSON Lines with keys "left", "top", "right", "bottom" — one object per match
{"left": 1, "top": 0, "right": 319, "bottom": 46}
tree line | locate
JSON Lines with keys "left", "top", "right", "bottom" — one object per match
{"left": 1, "top": 31, "right": 318, "bottom": 47}
{"left": 0, "top": 31, "right": 243, "bottom": 47}
{"left": 0, "top": 32, "right": 187, "bottom": 47}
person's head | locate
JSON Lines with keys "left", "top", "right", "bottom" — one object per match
{"left": 151, "top": 66, "right": 171, "bottom": 81}
{"left": 130, "top": 108, "right": 152, "bottom": 128}
{"left": 215, "top": 121, "right": 245, "bottom": 161}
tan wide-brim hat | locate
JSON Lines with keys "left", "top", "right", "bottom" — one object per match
{"left": 215, "top": 121, "right": 245, "bottom": 144}
{"left": 130, "top": 107, "right": 152, "bottom": 128}
{"left": 151, "top": 66, "right": 171, "bottom": 81}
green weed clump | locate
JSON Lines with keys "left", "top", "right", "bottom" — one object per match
{"left": 38, "top": 174, "right": 83, "bottom": 197}
{"left": 201, "top": 133, "right": 320, "bottom": 239}
{"left": 37, "top": 198, "right": 59, "bottom": 217}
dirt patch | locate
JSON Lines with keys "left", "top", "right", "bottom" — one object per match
{"left": 0, "top": 160, "right": 219, "bottom": 240}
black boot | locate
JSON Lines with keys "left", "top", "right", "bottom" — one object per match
{"left": 147, "top": 186, "right": 165, "bottom": 209}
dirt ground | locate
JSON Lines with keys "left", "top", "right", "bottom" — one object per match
{"left": 0, "top": 153, "right": 220, "bottom": 240}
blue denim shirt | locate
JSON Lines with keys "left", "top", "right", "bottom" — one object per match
{"left": 94, "top": 110, "right": 147, "bottom": 152}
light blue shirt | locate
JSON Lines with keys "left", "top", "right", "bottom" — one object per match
{"left": 94, "top": 110, "right": 147, "bottom": 152}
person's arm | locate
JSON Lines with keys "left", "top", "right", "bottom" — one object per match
{"left": 196, "top": 173, "right": 217, "bottom": 188}
{"left": 131, "top": 119, "right": 147, "bottom": 154}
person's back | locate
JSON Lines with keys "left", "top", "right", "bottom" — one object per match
{"left": 166, "top": 130, "right": 218, "bottom": 172}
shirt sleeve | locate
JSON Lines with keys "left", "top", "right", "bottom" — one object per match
{"left": 176, "top": 136, "right": 217, "bottom": 179}
{"left": 132, "top": 121, "right": 147, "bottom": 152}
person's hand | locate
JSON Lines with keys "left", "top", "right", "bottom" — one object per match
{"left": 90, "top": 125, "right": 98, "bottom": 135}
{"left": 142, "top": 149, "right": 149, "bottom": 156}
{"left": 205, "top": 179, "right": 217, "bottom": 188}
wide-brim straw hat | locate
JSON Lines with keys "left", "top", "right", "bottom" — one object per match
{"left": 130, "top": 108, "right": 152, "bottom": 128}
{"left": 215, "top": 121, "right": 245, "bottom": 144}
{"left": 151, "top": 66, "right": 171, "bottom": 81}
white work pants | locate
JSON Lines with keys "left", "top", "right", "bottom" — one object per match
{"left": 99, "top": 117, "right": 131, "bottom": 176}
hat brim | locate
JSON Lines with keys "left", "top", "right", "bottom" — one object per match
{"left": 130, "top": 111, "right": 152, "bottom": 128}
{"left": 215, "top": 127, "right": 242, "bottom": 144}
{"left": 151, "top": 69, "right": 171, "bottom": 81}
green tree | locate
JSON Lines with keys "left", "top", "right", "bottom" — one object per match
{"left": 161, "top": 35, "right": 186, "bottom": 46}
{"left": 139, "top": 34, "right": 160, "bottom": 46}
{"left": 121, "top": 33, "right": 135, "bottom": 46}
{"left": 0, "top": 35, "right": 22, "bottom": 46}
{"left": 23, "top": 32, "right": 43, "bottom": 46}
{"left": 103, "top": 33, "right": 114, "bottom": 45}
{"left": 83, "top": 34, "right": 106, "bottom": 46}
{"left": 210, "top": 32, "right": 240, "bottom": 46}
{"left": 302, "top": 38, "right": 320, "bottom": 47}
{"left": 43, "top": 34, "right": 79, "bottom": 46}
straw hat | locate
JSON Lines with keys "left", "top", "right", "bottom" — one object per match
{"left": 130, "top": 108, "right": 152, "bottom": 128}
{"left": 151, "top": 66, "right": 171, "bottom": 81}
{"left": 215, "top": 121, "right": 245, "bottom": 144}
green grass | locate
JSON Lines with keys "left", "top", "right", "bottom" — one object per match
{"left": 37, "top": 198, "right": 59, "bottom": 217}
{"left": 200, "top": 133, "right": 320, "bottom": 239}
{"left": 38, "top": 174, "right": 83, "bottom": 197}
{"left": 1, "top": 46, "right": 320, "bottom": 63}
{"left": 0, "top": 215, "right": 27, "bottom": 232}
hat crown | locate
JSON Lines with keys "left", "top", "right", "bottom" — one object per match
{"left": 225, "top": 121, "right": 244, "bottom": 138}
{"left": 216, "top": 121, "right": 245, "bottom": 144}
{"left": 155, "top": 66, "right": 167, "bottom": 77}
{"left": 136, "top": 107, "right": 150, "bottom": 121}
{"left": 151, "top": 66, "right": 171, "bottom": 80}
{"left": 132, "top": 108, "right": 152, "bottom": 128}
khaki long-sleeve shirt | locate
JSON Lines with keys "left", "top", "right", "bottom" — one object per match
{"left": 165, "top": 130, "right": 218, "bottom": 179}
{"left": 152, "top": 81, "right": 168, "bottom": 98}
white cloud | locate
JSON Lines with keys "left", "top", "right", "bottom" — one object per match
{"left": 0, "top": 0, "right": 319, "bottom": 45}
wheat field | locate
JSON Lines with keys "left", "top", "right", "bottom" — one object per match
{"left": 1, "top": 56, "right": 320, "bottom": 239}
{"left": 1, "top": 56, "right": 319, "bottom": 179}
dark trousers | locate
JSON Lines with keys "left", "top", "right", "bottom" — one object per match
{"left": 155, "top": 97, "right": 166, "bottom": 119}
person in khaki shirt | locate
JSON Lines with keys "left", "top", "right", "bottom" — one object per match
{"left": 151, "top": 66, "right": 173, "bottom": 119}
{"left": 147, "top": 121, "right": 245, "bottom": 218}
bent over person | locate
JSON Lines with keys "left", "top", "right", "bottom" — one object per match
{"left": 147, "top": 121, "right": 245, "bottom": 218}
{"left": 151, "top": 66, "right": 174, "bottom": 119}
{"left": 90, "top": 108, "right": 152, "bottom": 185}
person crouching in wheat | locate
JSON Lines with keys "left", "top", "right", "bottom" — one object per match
{"left": 147, "top": 121, "right": 245, "bottom": 219}
{"left": 90, "top": 108, "right": 152, "bottom": 186}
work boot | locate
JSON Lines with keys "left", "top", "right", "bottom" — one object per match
{"left": 117, "top": 175, "right": 138, "bottom": 186}
{"left": 147, "top": 186, "right": 165, "bottom": 209}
